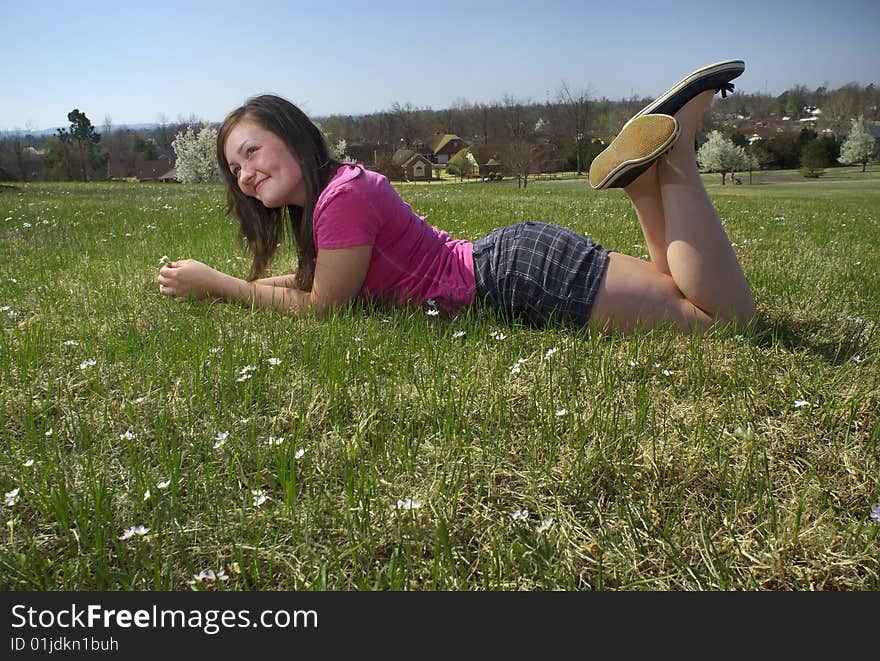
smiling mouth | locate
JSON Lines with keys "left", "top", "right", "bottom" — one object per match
{"left": 255, "top": 178, "right": 268, "bottom": 192}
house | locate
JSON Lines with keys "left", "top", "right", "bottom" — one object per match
{"left": 157, "top": 167, "right": 178, "bottom": 183}
{"left": 109, "top": 157, "right": 175, "bottom": 181}
{"left": 391, "top": 149, "right": 433, "bottom": 181}
{"left": 479, "top": 158, "right": 502, "bottom": 178}
{"left": 735, "top": 120, "right": 802, "bottom": 144}
{"left": 426, "top": 134, "right": 469, "bottom": 164}
{"left": 344, "top": 142, "right": 393, "bottom": 165}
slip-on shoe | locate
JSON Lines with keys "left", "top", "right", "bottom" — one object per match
{"left": 589, "top": 114, "right": 679, "bottom": 189}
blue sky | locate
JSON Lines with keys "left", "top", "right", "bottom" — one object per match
{"left": 3, "top": 0, "right": 878, "bottom": 131}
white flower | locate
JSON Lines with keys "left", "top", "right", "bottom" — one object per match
{"left": 7, "top": 310, "right": 18, "bottom": 320}
{"left": 209, "top": 347, "right": 222, "bottom": 354}
{"left": 235, "top": 373, "right": 252, "bottom": 382}
{"left": 536, "top": 518, "right": 553, "bottom": 533}
{"left": 133, "top": 396, "right": 145, "bottom": 404}
{"left": 662, "top": 369, "right": 672, "bottom": 377}
{"left": 0, "top": 305, "right": 10, "bottom": 312}
{"left": 628, "top": 359, "right": 636, "bottom": 367}
{"left": 426, "top": 298, "right": 437, "bottom": 308}
{"left": 267, "top": 357, "right": 281, "bottom": 366}
{"left": 159, "top": 255, "right": 170, "bottom": 265}
{"left": 294, "top": 448, "right": 306, "bottom": 460}
{"left": 555, "top": 408, "right": 568, "bottom": 417}
{"left": 119, "top": 430, "right": 135, "bottom": 441}
{"left": 187, "top": 568, "right": 229, "bottom": 585}
{"left": 251, "top": 489, "right": 269, "bottom": 506}
{"left": 510, "top": 358, "right": 527, "bottom": 375}
{"left": 426, "top": 308, "right": 440, "bottom": 317}
{"left": 543, "top": 347, "right": 558, "bottom": 360}
{"left": 5, "top": 487, "right": 20, "bottom": 506}
{"left": 489, "top": 330, "right": 507, "bottom": 341}
{"left": 451, "top": 331, "right": 466, "bottom": 339}
{"left": 852, "top": 355, "right": 862, "bottom": 364}
{"left": 213, "top": 431, "right": 229, "bottom": 449}
{"left": 63, "top": 339, "right": 80, "bottom": 346}
{"left": 79, "top": 358, "right": 96, "bottom": 370}
{"left": 23, "top": 459, "right": 34, "bottom": 467}
{"left": 391, "top": 498, "right": 422, "bottom": 513}
{"left": 265, "top": 436, "right": 285, "bottom": 447}
{"left": 45, "top": 429, "right": 53, "bottom": 437}
{"left": 157, "top": 479, "right": 171, "bottom": 489}
{"left": 510, "top": 508, "right": 529, "bottom": 521}
{"left": 236, "top": 364, "right": 257, "bottom": 381}
{"left": 794, "top": 400, "right": 813, "bottom": 408}
{"left": 119, "top": 524, "right": 150, "bottom": 540}
{"left": 143, "top": 489, "right": 151, "bottom": 501}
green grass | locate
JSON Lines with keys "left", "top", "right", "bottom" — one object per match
{"left": 1, "top": 167, "right": 878, "bottom": 590}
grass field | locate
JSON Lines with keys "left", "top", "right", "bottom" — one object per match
{"left": 1, "top": 166, "right": 878, "bottom": 590}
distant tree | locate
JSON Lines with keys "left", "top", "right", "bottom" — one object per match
{"left": 135, "top": 135, "right": 160, "bottom": 161}
{"left": 172, "top": 124, "right": 219, "bottom": 183}
{"left": 697, "top": 131, "right": 749, "bottom": 184}
{"left": 820, "top": 84, "right": 863, "bottom": 137}
{"left": 765, "top": 134, "right": 802, "bottom": 170}
{"left": 330, "top": 138, "right": 356, "bottom": 164}
{"left": 785, "top": 84, "right": 809, "bottom": 117}
{"left": 446, "top": 148, "right": 477, "bottom": 180}
{"left": 729, "top": 131, "right": 748, "bottom": 149}
{"left": 49, "top": 109, "right": 106, "bottom": 181}
{"left": 800, "top": 140, "right": 830, "bottom": 177}
{"left": 157, "top": 113, "right": 172, "bottom": 153}
{"left": 389, "top": 102, "right": 426, "bottom": 147}
{"left": 745, "top": 140, "right": 773, "bottom": 183}
{"left": 2, "top": 131, "right": 29, "bottom": 181}
{"left": 818, "top": 134, "right": 840, "bottom": 162}
{"left": 557, "top": 81, "right": 591, "bottom": 175}
{"left": 838, "top": 116, "right": 877, "bottom": 172}
{"left": 500, "top": 95, "right": 538, "bottom": 188}
{"left": 371, "top": 151, "right": 403, "bottom": 181}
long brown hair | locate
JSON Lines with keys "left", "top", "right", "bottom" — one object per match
{"left": 217, "top": 95, "right": 341, "bottom": 290}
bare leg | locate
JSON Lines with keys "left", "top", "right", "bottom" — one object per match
{"left": 623, "top": 163, "right": 670, "bottom": 275}
{"left": 589, "top": 90, "right": 754, "bottom": 333}
{"left": 659, "top": 90, "right": 755, "bottom": 324}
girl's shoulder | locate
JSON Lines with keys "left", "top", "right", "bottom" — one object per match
{"left": 318, "top": 165, "right": 394, "bottom": 209}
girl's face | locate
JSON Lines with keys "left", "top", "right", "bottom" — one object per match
{"left": 223, "top": 118, "right": 306, "bottom": 208}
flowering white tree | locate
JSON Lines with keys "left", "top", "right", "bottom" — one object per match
{"left": 332, "top": 138, "right": 348, "bottom": 161}
{"left": 172, "top": 124, "right": 219, "bottom": 183}
{"left": 838, "top": 116, "right": 877, "bottom": 172}
{"left": 697, "top": 131, "right": 750, "bottom": 184}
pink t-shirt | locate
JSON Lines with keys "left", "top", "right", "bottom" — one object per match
{"left": 312, "top": 164, "right": 475, "bottom": 314}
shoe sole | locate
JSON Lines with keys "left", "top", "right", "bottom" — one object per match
{"left": 624, "top": 60, "right": 745, "bottom": 129}
{"left": 590, "top": 115, "right": 680, "bottom": 190}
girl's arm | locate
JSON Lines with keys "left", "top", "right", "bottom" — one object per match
{"left": 156, "top": 245, "right": 372, "bottom": 316}
{"left": 253, "top": 273, "right": 298, "bottom": 288}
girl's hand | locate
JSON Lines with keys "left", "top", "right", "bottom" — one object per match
{"left": 157, "top": 259, "right": 224, "bottom": 301}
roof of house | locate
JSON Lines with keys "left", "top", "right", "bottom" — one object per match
{"left": 429, "top": 134, "right": 468, "bottom": 154}
{"left": 110, "top": 157, "right": 175, "bottom": 180}
{"left": 391, "top": 149, "right": 431, "bottom": 168}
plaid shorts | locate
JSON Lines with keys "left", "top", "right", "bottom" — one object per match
{"left": 472, "top": 222, "right": 610, "bottom": 326}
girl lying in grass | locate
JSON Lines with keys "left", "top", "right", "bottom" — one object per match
{"left": 157, "top": 60, "right": 754, "bottom": 334}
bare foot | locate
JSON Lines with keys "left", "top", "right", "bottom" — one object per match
{"left": 674, "top": 89, "right": 715, "bottom": 139}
